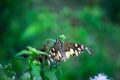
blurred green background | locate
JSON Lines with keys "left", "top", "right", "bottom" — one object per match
{"left": 0, "top": 0, "right": 120, "bottom": 80}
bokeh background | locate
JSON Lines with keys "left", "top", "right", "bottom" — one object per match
{"left": 0, "top": 0, "right": 120, "bottom": 80}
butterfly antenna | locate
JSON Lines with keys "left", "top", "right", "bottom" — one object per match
{"left": 48, "top": 28, "right": 59, "bottom": 39}
{"left": 85, "top": 47, "right": 93, "bottom": 56}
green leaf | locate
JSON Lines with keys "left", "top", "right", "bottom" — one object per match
{"left": 59, "top": 35, "right": 66, "bottom": 41}
{"left": 31, "top": 63, "right": 42, "bottom": 80}
{"left": 27, "top": 46, "right": 37, "bottom": 53}
{"left": 44, "top": 71, "right": 57, "bottom": 80}
{"left": 27, "top": 46, "right": 48, "bottom": 55}
{"left": 0, "top": 66, "right": 8, "bottom": 80}
{"left": 35, "top": 50, "right": 48, "bottom": 55}
{"left": 15, "top": 50, "right": 30, "bottom": 57}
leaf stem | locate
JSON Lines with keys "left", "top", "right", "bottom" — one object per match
{"left": 29, "top": 59, "right": 33, "bottom": 80}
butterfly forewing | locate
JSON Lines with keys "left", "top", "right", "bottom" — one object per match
{"left": 63, "top": 42, "right": 87, "bottom": 58}
{"left": 49, "top": 42, "right": 63, "bottom": 62}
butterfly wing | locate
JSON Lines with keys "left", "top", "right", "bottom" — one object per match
{"left": 63, "top": 42, "right": 92, "bottom": 59}
{"left": 48, "top": 41, "right": 92, "bottom": 64}
{"left": 49, "top": 42, "right": 63, "bottom": 62}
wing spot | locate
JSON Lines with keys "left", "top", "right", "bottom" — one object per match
{"left": 51, "top": 53, "right": 55, "bottom": 56}
{"left": 75, "top": 50, "right": 78, "bottom": 56}
{"left": 81, "top": 45, "right": 84, "bottom": 50}
{"left": 78, "top": 48, "right": 81, "bottom": 51}
{"left": 70, "top": 48, "right": 74, "bottom": 54}
{"left": 50, "top": 58, "right": 53, "bottom": 62}
{"left": 48, "top": 54, "right": 51, "bottom": 57}
{"left": 58, "top": 51, "right": 62, "bottom": 58}
{"left": 47, "top": 60, "right": 50, "bottom": 65}
{"left": 52, "top": 48, "right": 55, "bottom": 51}
{"left": 66, "top": 51, "right": 71, "bottom": 59}
{"left": 78, "top": 51, "right": 81, "bottom": 54}
{"left": 75, "top": 44, "right": 78, "bottom": 47}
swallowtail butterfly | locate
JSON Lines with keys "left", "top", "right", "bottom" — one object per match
{"left": 40, "top": 37, "right": 92, "bottom": 65}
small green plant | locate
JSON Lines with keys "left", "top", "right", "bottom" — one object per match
{"left": 1, "top": 36, "right": 63, "bottom": 80}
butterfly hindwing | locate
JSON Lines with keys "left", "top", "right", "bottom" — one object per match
{"left": 63, "top": 42, "right": 88, "bottom": 58}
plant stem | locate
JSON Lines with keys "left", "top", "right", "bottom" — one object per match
{"left": 29, "top": 60, "right": 33, "bottom": 80}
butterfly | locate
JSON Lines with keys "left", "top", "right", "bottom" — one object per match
{"left": 40, "top": 37, "right": 92, "bottom": 65}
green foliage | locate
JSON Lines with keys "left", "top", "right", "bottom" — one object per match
{"left": 0, "top": 45, "right": 61, "bottom": 80}
{"left": 0, "top": 0, "right": 120, "bottom": 80}
{"left": 44, "top": 71, "right": 57, "bottom": 80}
